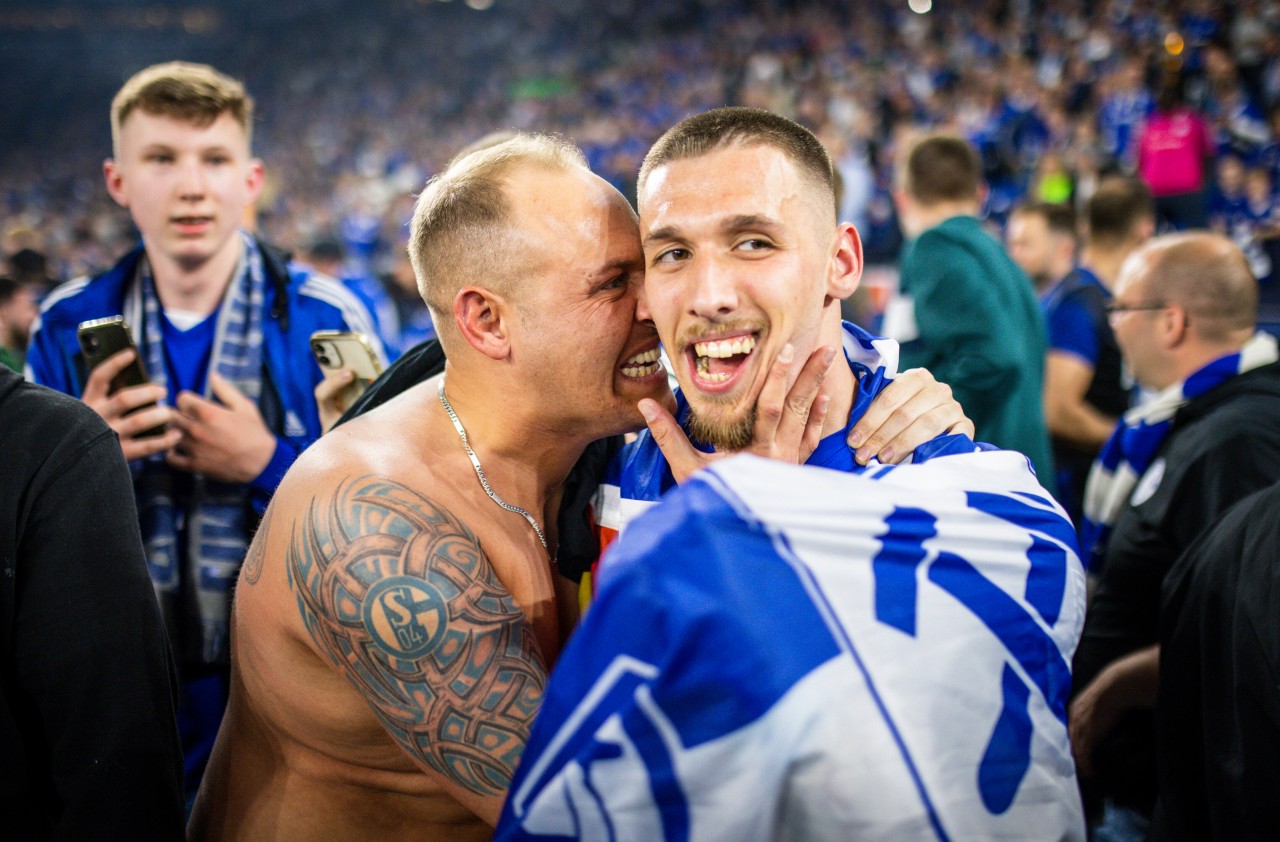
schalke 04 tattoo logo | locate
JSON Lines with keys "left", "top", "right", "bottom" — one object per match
{"left": 362, "top": 576, "right": 448, "bottom": 659}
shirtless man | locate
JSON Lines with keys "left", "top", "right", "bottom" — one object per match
{"left": 190, "top": 134, "right": 965, "bottom": 839}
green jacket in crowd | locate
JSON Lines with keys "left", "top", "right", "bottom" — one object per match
{"left": 897, "top": 215, "right": 1055, "bottom": 492}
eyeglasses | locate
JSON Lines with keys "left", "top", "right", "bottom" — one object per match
{"left": 1105, "top": 301, "right": 1167, "bottom": 315}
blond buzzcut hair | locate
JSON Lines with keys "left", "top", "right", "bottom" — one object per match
{"left": 408, "top": 133, "right": 588, "bottom": 340}
{"left": 110, "top": 61, "right": 254, "bottom": 157}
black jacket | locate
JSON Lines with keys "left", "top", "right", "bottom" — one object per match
{"left": 0, "top": 367, "right": 183, "bottom": 840}
{"left": 1072, "top": 361, "right": 1280, "bottom": 815}
{"left": 1152, "top": 480, "right": 1280, "bottom": 841}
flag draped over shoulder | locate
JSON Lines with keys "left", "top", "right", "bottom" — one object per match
{"left": 497, "top": 451, "right": 1088, "bottom": 842}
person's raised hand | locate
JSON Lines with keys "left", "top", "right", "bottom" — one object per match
{"left": 315, "top": 369, "right": 356, "bottom": 433}
{"left": 638, "top": 343, "right": 834, "bottom": 484}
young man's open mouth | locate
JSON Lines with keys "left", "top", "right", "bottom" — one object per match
{"left": 688, "top": 331, "right": 759, "bottom": 391}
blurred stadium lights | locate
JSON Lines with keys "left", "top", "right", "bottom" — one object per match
{"left": 908, "top": 0, "right": 932, "bottom": 14}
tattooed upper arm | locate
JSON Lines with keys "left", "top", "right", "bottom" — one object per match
{"left": 241, "top": 504, "right": 274, "bottom": 586}
{"left": 286, "top": 474, "right": 547, "bottom": 801}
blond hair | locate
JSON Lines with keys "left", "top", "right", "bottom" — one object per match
{"left": 111, "top": 61, "right": 253, "bottom": 157}
{"left": 408, "top": 133, "right": 587, "bottom": 338}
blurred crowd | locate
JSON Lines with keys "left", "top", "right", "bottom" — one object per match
{"left": 7, "top": 4, "right": 1280, "bottom": 838}
{"left": 6, "top": 0, "right": 1280, "bottom": 354}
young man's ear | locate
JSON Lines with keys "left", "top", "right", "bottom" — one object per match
{"left": 103, "top": 159, "right": 128, "bottom": 208}
{"left": 826, "top": 222, "right": 864, "bottom": 302}
{"left": 245, "top": 158, "right": 266, "bottom": 202}
{"left": 454, "top": 286, "right": 512, "bottom": 360}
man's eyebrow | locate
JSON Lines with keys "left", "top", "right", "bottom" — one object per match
{"left": 587, "top": 255, "right": 641, "bottom": 281}
{"left": 139, "top": 142, "right": 233, "bottom": 155}
{"left": 643, "top": 215, "right": 783, "bottom": 248}
{"left": 642, "top": 225, "right": 681, "bottom": 248}
{"left": 723, "top": 214, "right": 782, "bottom": 234}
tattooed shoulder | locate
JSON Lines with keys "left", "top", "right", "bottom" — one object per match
{"left": 287, "top": 474, "right": 546, "bottom": 798}
{"left": 241, "top": 503, "right": 275, "bottom": 587}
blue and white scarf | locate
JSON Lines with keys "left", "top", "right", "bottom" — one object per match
{"left": 1081, "top": 332, "right": 1279, "bottom": 572}
{"left": 127, "top": 231, "right": 266, "bottom": 665}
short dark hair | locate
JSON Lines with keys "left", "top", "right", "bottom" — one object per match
{"left": 8, "top": 247, "right": 47, "bottom": 281}
{"left": 303, "top": 235, "right": 344, "bottom": 264}
{"left": 0, "top": 276, "right": 18, "bottom": 305}
{"left": 901, "top": 133, "right": 983, "bottom": 205}
{"left": 1087, "top": 176, "right": 1154, "bottom": 248}
{"left": 638, "top": 107, "right": 836, "bottom": 221}
{"left": 1011, "top": 201, "right": 1076, "bottom": 241}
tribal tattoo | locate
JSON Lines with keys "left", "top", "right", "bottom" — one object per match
{"left": 241, "top": 503, "right": 275, "bottom": 586}
{"left": 287, "top": 475, "right": 547, "bottom": 798}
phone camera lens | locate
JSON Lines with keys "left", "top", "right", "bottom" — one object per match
{"left": 317, "top": 354, "right": 331, "bottom": 366}
{"left": 84, "top": 335, "right": 99, "bottom": 350}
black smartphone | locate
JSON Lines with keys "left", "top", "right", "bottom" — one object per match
{"left": 76, "top": 316, "right": 166, "bottom": 437}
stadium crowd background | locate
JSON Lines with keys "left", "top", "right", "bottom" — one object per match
{"left": 5, "top": 3, "right": 1280, "bottom": 837}
{"left": 4, "top": 0, "right": 1280, "bottom": 342}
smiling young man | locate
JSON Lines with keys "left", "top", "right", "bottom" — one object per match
{"left": 497, "top": 109, "right": 1086, "bottom": 840}
{"left": 24, "top": 61, "right": 380, "bottom": 801}
{"left": 592, "top": 109, "right": 981, "bottom": 538}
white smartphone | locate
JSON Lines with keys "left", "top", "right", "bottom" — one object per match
{"left": 310, "top": 330, "right": 383, "bottom": 411}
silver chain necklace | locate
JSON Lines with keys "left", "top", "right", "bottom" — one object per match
{"left": 438, "top": 378, "right": 552, "bottom": 561}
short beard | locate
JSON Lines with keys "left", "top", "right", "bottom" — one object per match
{"left": 688, "top": 403, "right": 757, "bottom": 453}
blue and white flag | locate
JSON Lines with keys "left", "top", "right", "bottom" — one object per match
{"left": 498, "top": 451, "right": 1086, "bottom": 842}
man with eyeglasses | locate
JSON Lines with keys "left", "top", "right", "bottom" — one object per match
{"left": 1067, "top": 232, "right": 1280, "bottom": 838}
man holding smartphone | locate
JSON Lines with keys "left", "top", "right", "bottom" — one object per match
{"left": 25, "top": 61, "right": 381, "bottom": 802}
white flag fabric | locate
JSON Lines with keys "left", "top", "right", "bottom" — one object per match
{"left": 498, "top": 451, "right": 1086, "bottom": 842}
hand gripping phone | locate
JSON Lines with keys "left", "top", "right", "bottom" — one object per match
{"left": 310, "top": 330, "right": 383, "bottom": 411}
{"left": 76, "top": 315, "right": 166, "bottom": 437}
